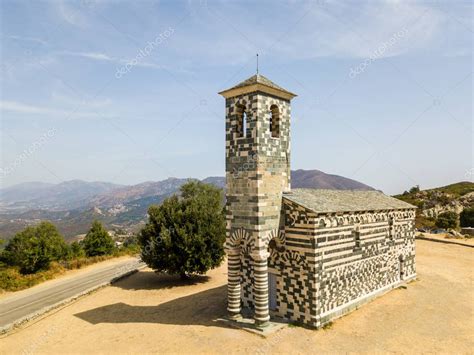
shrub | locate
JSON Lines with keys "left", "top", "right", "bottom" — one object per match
{"left": 69, "top": 241, "right": 86, "bottom": 258}
{"left": 0, "top": 263, "right": 65, "bottom": 291}
{"left": 2, "top": 222, "right": 67, "bottom": 274}
{"left": 138, "top": 181, "right": 225, "bottom": 279}
{"left": 83, "top": 220, "right": 115, "bottom": 257}
{"left": 460, "top": 208, "right": 474, "bottom": 228}
{"left": 435, "top": 211, "right": 458, "bottom": 230}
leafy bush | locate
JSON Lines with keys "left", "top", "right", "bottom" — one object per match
{"left": 138, "top": 181, "right": 225, "bottom": 279}
{"left": 83, "top": 220, "right": 115, "bottom": 257}
{"left": 2, "top": 222, "right": 67, "bottom": 274}
{"left": 460, "top": 208, "right": 474, "bottom": 228}
{"left": 435, "top": 211, "right": 458, "bottom": 229}
{"left": 0, "top": 262, "right": 65, "bottom": 291}
{"left": 69, "top": 241, "right": 86, "bottom": 258}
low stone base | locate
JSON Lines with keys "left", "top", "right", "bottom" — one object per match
{"left": 216, "top": 316, "right": 287, "bottom": 337}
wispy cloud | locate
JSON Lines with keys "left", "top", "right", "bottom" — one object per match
{"left": 6, "top": 35, "right": 47, "bottom": 46}
{"left": 57, "top": 50, "right": 166, "bottom": 69}
{"left": 51, "top": 91, "right": 112, "bottom": 108}
{"left": 55, "top": 0, "right": 88, "bottom": 27}
{"left": 1, "top": 101, "right": 60, "bottom": 115}
{"left": 168, "top": 1, "right": 454, "bottom": 65}
{"left": 0, "top": 100, "right": 111, "bottom": 119}
{"left": 59, "top": 50, "right": 114, "bottom": 61}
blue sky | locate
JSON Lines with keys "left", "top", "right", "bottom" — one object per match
{"left": 1, "top": 0, "right": 472, "bottom": 194}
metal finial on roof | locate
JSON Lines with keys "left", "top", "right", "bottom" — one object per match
{"left": 256, "top": 53, "right": 259, "bottom": 75}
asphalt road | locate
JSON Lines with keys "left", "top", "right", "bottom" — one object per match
{"left": 0, "top": 258, "right": 145, "bottom": 330}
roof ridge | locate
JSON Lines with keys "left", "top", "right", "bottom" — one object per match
{"left": 219, "top": 73, "right": 296, "bottom": 97}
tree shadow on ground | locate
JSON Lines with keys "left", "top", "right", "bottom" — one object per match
{"left": 74, "top": 284, "right": 229, "bottom": 327}
{"left": 113, "top": 270, "right": 211, "bottom": 291}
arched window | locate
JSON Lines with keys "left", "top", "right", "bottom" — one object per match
{"left": 269, "top": 105, "right": 280, "bottom": 138}
{"left": 235, "top": 104, "right": 248, "bottom": 138}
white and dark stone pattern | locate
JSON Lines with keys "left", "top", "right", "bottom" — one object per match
{"left": 220, "top": 74, "right": 416, "bottom": 329}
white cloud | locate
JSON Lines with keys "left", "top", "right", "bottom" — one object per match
{"left": 55, "top": 1, "right": 88, "bottom": 27}
{"left": 57, "top": 50, "right": 170, "bottom": 70}
{"left": 1, "top": 101, "right": 56, "bottom": 115}
{"left": 268, "top": 1, "right": 446, "bottom": 60}
{"left": 51, "top": 91, "right": 112, "bottom": 108}
{"left": 6, "top": 35, "right": 47, "bottom": 46}
{"left": 169, "top": 1, "right": 451, "bottom": 65}
{"left": 59, "top": 51, "right": 114, "bottom": 61}
{"left": 0, "top": 100, "right": 111, "bottom": 119}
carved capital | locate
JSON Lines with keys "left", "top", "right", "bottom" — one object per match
{"left": 250, "top": 251, "right": 270, "bottom": 261}
{"left": 226, "top": 247, "right": 241, "bottom": 256}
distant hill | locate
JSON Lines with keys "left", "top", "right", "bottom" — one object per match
{"left": 0, "top": 180, "right": 123, "bottom": 212}
{"left": 291, "top": 169, "right": 374, "bottom": 191}
{"left": 394, "top": 182, "right": 474, "bottom": 228}
{"left": 0, "top": 170, "right": 373, "bottom": 212}
{"left": 0, "top": 169, "right": 374, "bottom": 239}
{"left": 87, "top": 178, "right": 191, "bottom": 208}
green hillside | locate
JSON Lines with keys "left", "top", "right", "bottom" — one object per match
{"left": 395, "top": 182, "right": 474, "bottom": 206}
{"left": 394, "top": 182, "right": 474, "bottom": 229}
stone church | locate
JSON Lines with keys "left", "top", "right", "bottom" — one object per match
{"left": 219, "top": 74, "right": 416, "bottom": 329}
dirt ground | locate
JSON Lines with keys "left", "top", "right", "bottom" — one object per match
{"left": 418, "top": 232, "right": 474, "bottom": 247}
{"left": 1, "top": 240, "right": 473, "bottom": 354}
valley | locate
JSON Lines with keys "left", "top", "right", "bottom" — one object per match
{"left": 0, "top": 169, "right": 373, "bottom": 240}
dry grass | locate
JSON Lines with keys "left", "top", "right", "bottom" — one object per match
{"left": 0, "top": 249, "right": 138, "bottom": 292}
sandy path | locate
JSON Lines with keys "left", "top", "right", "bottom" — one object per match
{"left": 1, "top": 240, "right": 472, "bottom": 354}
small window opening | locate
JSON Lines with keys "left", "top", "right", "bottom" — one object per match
{"left": 353, "top": 228, "right": 361, "bottom": 249}
{"left": 236, "top": 104, "right": 248, "bottom": 138}
{"left": 389, "top": 217, "right": 395, "bottom": 240}
{"left": 269, "top": 105, "right": 280, "bottom": 138}
{"left": 243, "top": 111, "right": 247, "bottom": 137}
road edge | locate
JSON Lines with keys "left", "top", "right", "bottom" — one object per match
{"left": 0, "top": 265, "right": 145, "bottom": 335}
{"left": 416, "top": 236, "right": 474, "bottom": 248}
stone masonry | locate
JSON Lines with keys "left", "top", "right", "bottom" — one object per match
{"left": 219, "top": 74, "right": 416, "bottom": 328}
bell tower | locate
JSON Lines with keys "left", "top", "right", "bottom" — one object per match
{"left": 219, "top": 74, "right": 296, "bottom": 327}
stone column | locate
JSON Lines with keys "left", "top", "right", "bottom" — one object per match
{"left": 227, "top": 247, "right": 242, "bottom": 319}
{"left": 251, "top": 251, "right": 270, "bottom": 328}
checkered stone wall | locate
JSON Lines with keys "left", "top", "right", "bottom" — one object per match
{"left": 272, "top": 198, "right": 417, "bottom": 328}
{"left": 273, "top": 199, "right": 319, "bottom": 327}
{"left": 224, "top": 88, "right": 294, "bottom": 323}
{"left": 222, "top": 77, "right": 416, "bottom": 330}
{"left": 312, "top": 208, "right": 416, "bottom": 326}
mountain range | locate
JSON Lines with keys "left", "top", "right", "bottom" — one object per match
{"left": 0, "top": 169, "right": 374, "bottom": 239}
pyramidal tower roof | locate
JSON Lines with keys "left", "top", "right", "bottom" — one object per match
{"left": 219, "top": 74, "right": 297, "bottom": 100}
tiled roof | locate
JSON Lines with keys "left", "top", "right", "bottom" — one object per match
{"left": 229, "top": 74, "right": 293, "bottom": 92}
{"left": 283, "top": 188, "right": 416, "bottom": 213}
{"left": 220, "top": 74, "right": 296, "bottom": 98}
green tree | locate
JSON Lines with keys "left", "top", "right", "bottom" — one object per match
{"left": 435, "top": 211, "right": 458, "bottom": 229}
{"left": 69, "top": 241, "right": 86, "bottom": 258}
{"left": 460, "top": 208, "right": 474, "bottom": 227}
{"left": 83, "top": 220, "right": 114, "bottom": 257}
{"left": 3, "top": 222, "right": 67, "bottom": 274}
{"left": 409, "top": 185, "right": 420, "bottom": 194}
{"left": 138, "top": 181, "right": 225, "bottom": 279}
